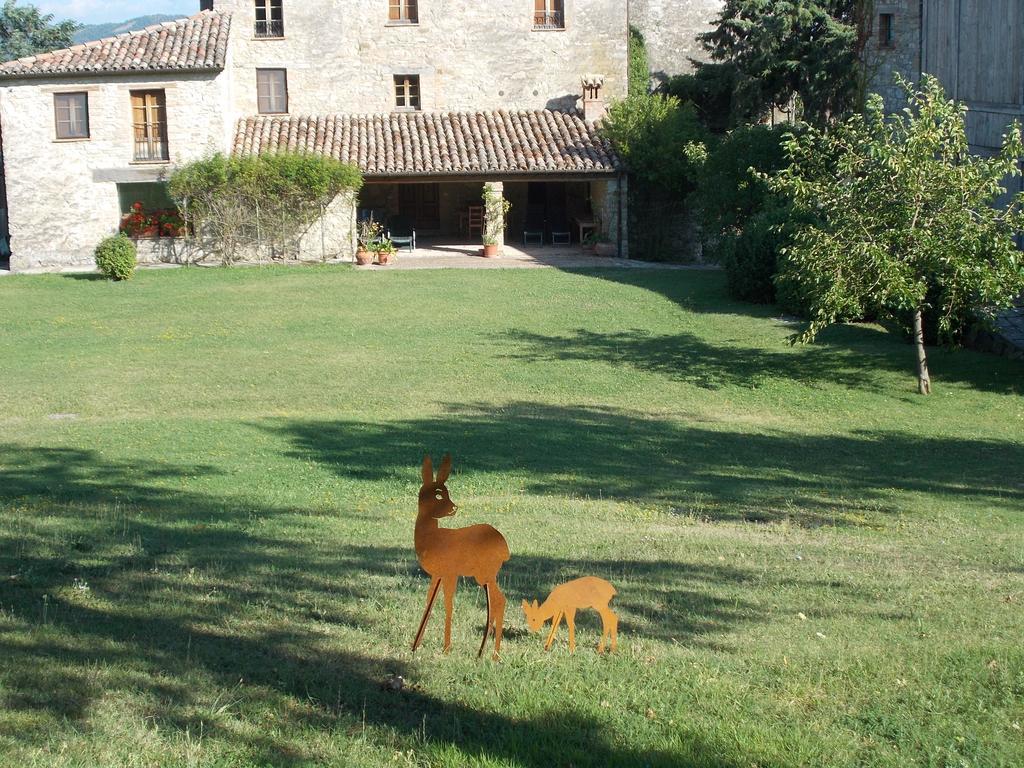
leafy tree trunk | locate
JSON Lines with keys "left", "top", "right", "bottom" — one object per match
{"left": 913, "top": 308, "right": 932, "bottom": 395}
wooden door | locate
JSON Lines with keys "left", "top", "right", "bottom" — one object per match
{"left": 399, "top": 184, "right": 441, "bottom": 231}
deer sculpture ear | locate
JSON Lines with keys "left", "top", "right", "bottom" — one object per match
{"left": 435, "top": 454, "right": 452, "bottom": 485}
{"left": 521, "top": 599, "right": 529, "bottom": 613}
{"left": 532, "top": 599, "right": 539, "bottom": 609}
{"left": 422, "top": 455, "right": 434, "bottom": 485}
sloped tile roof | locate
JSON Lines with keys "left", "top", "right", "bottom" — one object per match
{"left": 233, "top": 110, "right": 622, "bottom": 176}
{"left": 0, "top": 11, "right": 231, "bottom": 79}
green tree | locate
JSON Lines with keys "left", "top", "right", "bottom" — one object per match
{"left": 604, "top": 93, "right": 707, "bottom": 259}
{"left": 768, "top": 76, "right": 1024, "bottom": 394}
{"left": 0, "top": 1, "right": 78, "bottom": 62}
{"left": 699, "top": 0, "right": 874, "bottom": 125}
{"left": 628, "top": 26, "right": 650, "bottom": 98}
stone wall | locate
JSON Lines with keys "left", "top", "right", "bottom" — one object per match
{"left": 212, "top": 0, "right": 629, "bottom": 117}
{"left": 629, "top": 0, "right": 723, "bottom": 82}
{"left": 867, "top": 1, "right": 922, "bottom": 111}
{"left": 0, "top": 71, "right": 231, "bottom": 270}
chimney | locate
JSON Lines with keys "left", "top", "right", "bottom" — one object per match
{"left": 582, "top": 76, "right": 606, "bottom": 123}
{"left": 200, "top": 1, "right": 214, "bottom": 10}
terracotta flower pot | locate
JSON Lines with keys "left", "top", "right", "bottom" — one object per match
{"left": 595, "top": 242, "right": 617, "bottom": 257}
{"left": 482, "top": 243, "right": 500, "bottom": 258}
{"left": 377, "top": 251, "right": 394, "bottom": 266}
{"left": 356, "top": 249, "right": 374, "bottom": 266}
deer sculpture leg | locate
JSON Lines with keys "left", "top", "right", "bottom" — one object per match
{"left": 544, "top": 611, "right": 563, "bottom": 651}
{"left": 490, "top": 583, "right": 506, "bottom": 659}
{"left": 412, "top": 577, "right": 442, "bottom": 652}
{"left": 566, "top": 609, "right": 577, "bottom": 653}
{"left": 441, "top": 574, "right": 458, "bottom": 652}
{"left": 478, "top": 584, "right": 492, "bottom": 658}
{"left": 597, "top": 606, "right": 619, "bottom": 653}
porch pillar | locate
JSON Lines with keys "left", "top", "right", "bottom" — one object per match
{"left": 483, "top": 181, "right": 505, "bottom": 252}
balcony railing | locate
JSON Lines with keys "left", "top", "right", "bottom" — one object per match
{"left": 255, "top": 19, "right": 285, "bottom": 38}
{"left": 133, "top": 132, "right": 169, "bottom": 162}
{"left": 533, "top": 11, "right": 564, "bottom": 29}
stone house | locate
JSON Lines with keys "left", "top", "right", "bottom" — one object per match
{"left": 870, "top": 1, "right": 1024, "bottom": 168}
{"left": 0, "top": 1, "right": 723, "bottom": 272}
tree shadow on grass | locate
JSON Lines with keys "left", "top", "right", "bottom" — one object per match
{"left": 553, "top": 269, "right": 1022, "bottom": 395}
{"left": 0, "top": 445, "right": 768, "bottom": 767}
{"left": 505, "top": 327, "right": 902, "bottom": 392}
{"left": 264, "top": 402, "right": 1024, "bottom": 526}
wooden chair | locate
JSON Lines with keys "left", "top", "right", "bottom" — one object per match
{"left": 467, "top": 206, "right": 484, "bottom": 240}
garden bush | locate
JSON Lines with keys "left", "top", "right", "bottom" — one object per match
{"left": 693, "top": 123, "right": 809, "bottom": 305}
{"left": 169, "top": 152, "right": 362, "bottom": 265}
{"left": 94, "top": 234, "right": 137, "bottom": 281}
{"left": 719, "top": 204, "right": 808, "bottom": 308}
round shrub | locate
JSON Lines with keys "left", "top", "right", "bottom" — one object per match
{"left": 94, "top": 234, "right": 137, "bottom": 281}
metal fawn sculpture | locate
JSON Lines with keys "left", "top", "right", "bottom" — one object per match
{"left": 523, "top": 576, "right": 619, "bottom": 653}
{"left": 412, "top": 454, "right": 510, "bottom": 660}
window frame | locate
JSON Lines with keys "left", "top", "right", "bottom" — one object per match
{"left": 130, "top": 90, "right": 170, "bottom": 163}
{"left": 254, "top": 0, "right": 285, "bottom": 38}
{"left": 53, "top": 91, "right": 90, "bottom": 141}
{"left": 534, "top": 0, "right": 565, "bottom": 30}
{"left": 393, "top": 74, "right": 422, "bottom": 111}
{"left": 878, "top": 13, "right": 895, "bottom": 48}
{"left": 388, "top": 0, "right": 418, "bottom": 25}
{"left": 256, "top": 68, "right": 289, "bottom": 114}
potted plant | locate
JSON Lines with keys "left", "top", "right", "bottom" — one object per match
{"left": 594, "top": 234, "right": 616, "bottom": 257}
{"left": 482, "top": 235, "right": 501, "bottom": 258}
{"left": 481, "top": 186, "right": 511, "bottom": 258}
{"left": 376, "top": 238, "right": 397, "bottom": 266}
{"left": 356, "top": 218, "right": 381, "bottom": 265}
{"left": 582, "top": 231, "right": 599, "bottom": 254}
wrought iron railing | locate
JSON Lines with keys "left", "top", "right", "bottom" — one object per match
{"left": 133, "top": 129, "right": 169, "bottom": 162}
{"left": 533, "top": 11, "right": 564, "bottom": 29}
{"left": 255, "top": 19, "right": 285, "bottom": 38}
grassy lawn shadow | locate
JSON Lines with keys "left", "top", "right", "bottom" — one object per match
{"left": 0, "top": 443, "right": 762, "bottom": 767}
{"left": 557, "top": 269, "right": 1022, "bottom": 395}
{"left": 264, "top": 403, "right": 1024, "bottom": 526}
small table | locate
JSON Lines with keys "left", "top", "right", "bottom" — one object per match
{"left": 573, "top": 217, "right": 597, "bottom": 244}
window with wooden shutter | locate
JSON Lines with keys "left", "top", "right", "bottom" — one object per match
{"left": 388, "top": 0, "right": 418, "bottom": 24}
{"left": 257, "top": 69, "right": 289, "bottom": 114}
{"left": 54, "top": 92, "right": 89, "bottom": 140}
{"left": 394, "top": 75, "right": 421, "bottom": 111}
{"left": 255, "top": 0, "right": 284, "bottom": 38}
{"left": 130, "top": 90, "right": 169, "bottom": 162}
{"left": 534, "top": 0, "right": 564, "bottom": 29}
{"left": 879, "top": 13, "right": 895, "bottom": 48}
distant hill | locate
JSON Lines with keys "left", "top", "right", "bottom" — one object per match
{"left": 73, "top": 15, "right": 183, "bottom": 45}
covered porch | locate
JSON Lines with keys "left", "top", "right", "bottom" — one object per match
{"left": 234, "top": 107, "right": 627, "bottom": 261}
{"left": 357, "top": 175, "right": 627, "bottom": 256}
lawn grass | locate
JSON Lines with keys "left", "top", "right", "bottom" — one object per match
{"left": 0, "top": 264, "right": 1022, "bottom": 767}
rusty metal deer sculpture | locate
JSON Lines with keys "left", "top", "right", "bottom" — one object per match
{"left": 523, "top": 576, "right": 619, "bottom": 653}
{"left": 412, "top": 454, "right": 510, "bottom": 660}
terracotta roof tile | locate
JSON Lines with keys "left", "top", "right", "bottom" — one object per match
{"left": 233, "top": 110, "right": 622, "bottom": 176}
{"left": 0, "top": 11, "right": 231, "bottom": 79}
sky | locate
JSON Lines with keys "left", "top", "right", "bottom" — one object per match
{"left": 34, "top": 1, "right": 197, "bottom": 24}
